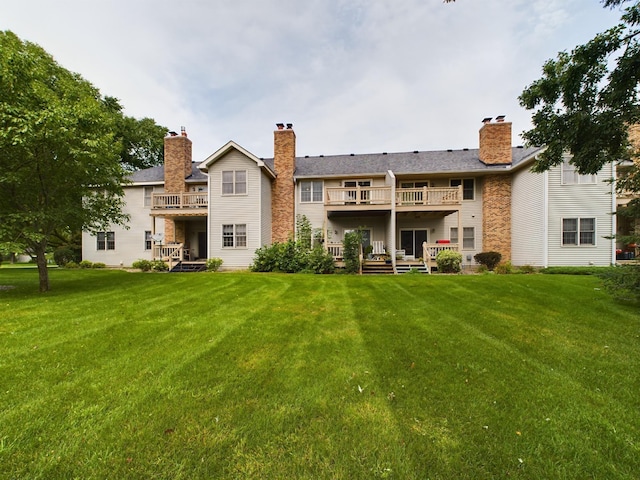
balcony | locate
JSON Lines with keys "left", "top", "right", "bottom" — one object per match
{"left": 325, "top": 185, "right": 461, "bottom": 214}
{"left": 150, "top": 192, "right": 208, "bottom": 216}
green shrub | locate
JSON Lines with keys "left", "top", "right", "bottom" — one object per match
{"left": 475, "top": 264, "right": 489, "bottom": 274}
{"left": 518, "top": 264, "right": 536, "bottom": 274}
{"left": 343, "top": 231, "right": 363, "bottom": 274}
{"left": 54, "top": 247, "right": 75, "bottom": 266}
{"left": 206, "top": 258, "right": 223, "bottom": 272}
{"left": 495, "top": 261, "right": 514, "bottom": 274}
{"left": 132, "top": 259, "right": 153, "bottom": 272}
{"left": 91, "top": 262, "right": 106, "bottom": 269}
{"left": 79, "top": 260, "right": 93, "bottom": 269}
{"left": 64, "top": 261, "right": 79, "bottom": 269}
{"left": 151, "top": 260, "right": 168, "bottom": 272}
{"left": 250, "top": 243, "right": 282, "bottom": 272}
{"left": 540, "top": 266, "right": 603, "bottom": 275}
{"left": 436, "top": 250, "right": 462, "bottom": 273}
{"left": 306, "top": 245, "right": 335, "bottom": 274}
{"left": 598, "top": 265, "right": 640, "bottom": 302}
{"left": 474, "top": 251, "right": 502, "bottom": 271}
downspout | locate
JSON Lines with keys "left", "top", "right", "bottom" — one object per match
{"left": 611, "top": 162, "right": 617, "bottom": 265}
{"left": 543, "top": 170, "right": 549, "bottom": 267}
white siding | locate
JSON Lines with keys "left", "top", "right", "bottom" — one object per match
{"left": 442, "top": 176, "right": 482, "bottom": 266}
{"left": 207, "top": 150, "right": 265, "bottom": 269}
{"left": 82, "top": 185, "right": 163, "bottom": 267}
{"left": 546, "top": 162, "right": 614, "bottom": 266}
{"left": 296, "top": 180, "right": 325, "bottom": 239}
{"left": 511, "top": 168, "right": 546, "bottom": 266}
{"left": 261, "top": 173, "right": 272, "bottom": 247}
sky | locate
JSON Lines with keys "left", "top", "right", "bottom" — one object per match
{"left": 0, "top": 0, "right": 623, "bottom": 163}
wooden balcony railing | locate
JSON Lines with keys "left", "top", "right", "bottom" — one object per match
{"left": 325, "top": 186, "right": 461, "bottom": 207}
{"left": 325, "top": 186, "right": 392, "bottom": 206}
{"left": 151, "top": 192, "right": 208, "bottom": 209}
{"left": 396, "top": 186, "right": 461, "bottom": 206}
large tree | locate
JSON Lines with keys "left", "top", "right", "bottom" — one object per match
{"left": 103, "top": 95, "right": 167, "bottom": 171}
{"left": 518, "top": 1, "right": 640, "bottom": 243}
{"left": 0, "top": 31, "right": 131, "bottom": 292}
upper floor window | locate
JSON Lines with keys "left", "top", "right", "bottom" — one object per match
{"left": 97, "top": 231, "right": 115, "bottom": 251}
{"left": 301, "top": 181, "right": 323, "bottom": 202}
{"left": 562, "top": 159, "right": 596, "bottom": 184}
{"left": 562, "top": 218, "right": 596, "bottom": 246}
{"left": 223, "top": 224, "right": 247, "bottom": 248}
{"left": 450, "top": 178, "right": 475, "bottom": 200}
{"left": 143, "top": 187, "right": 153, "bottom": 207}
{"left": 222, "top": 170, "right": 247, "bottom": 195}
{"left": 400, "top": 181, "right": 430, "bottom": 188}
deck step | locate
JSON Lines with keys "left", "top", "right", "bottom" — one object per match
{"left": 170, "top": 261, "right": 207, "bottom": 273}
{"left": 362, "top": 261, "right": 395, "bottom": 275}
{"left": 396, "top": 263, "right": 431, "bottom": 274}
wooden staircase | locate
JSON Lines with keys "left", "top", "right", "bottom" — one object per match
{"left": 395, "top": 262, "right": 431, "bottom": 274}
{"left": 170, "top": 261, "right": 207, "bottom": 273}
{"left": 362, "top": 260, "right": 395, "bottom": 275}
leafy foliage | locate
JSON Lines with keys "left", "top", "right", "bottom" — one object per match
{"left": 435, "top": 250, "right": 462, "bottom": 273}
{"left": 520, "top": 1, "right": 640, "bottom": 174}
{"left": 474, "top": 251, "right": 502, "bottom": 271}
{"left": 251, "top": 241, "right": 335, "bottom": 274}
{"left": 342, "top": 230, "right": 363, "bottom": 274}
{"left": 53, "top": 247, "right": 76, "bottom": 267}
{"left": 206, "top": 257, "right": 223, "bottom": 272}
{"left": 0, "top": 31, "right": 131, "bottom": 291}
{"left": 599, "top": 265, "right": 640, "bottom": 301}
{"left": 132, "top": 259, "right": 153, "bottom": 272}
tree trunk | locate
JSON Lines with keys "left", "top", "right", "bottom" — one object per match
{"left": 34, "top": 241, "right": 50, "bottom": 292}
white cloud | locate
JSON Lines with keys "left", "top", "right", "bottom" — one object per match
{"left": 0, "top": 0, "right": 623, "bottom": 161}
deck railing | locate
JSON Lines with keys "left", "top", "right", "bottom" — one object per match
{"left": 325, "top": 186, "right": 392, "bottom": 206}
{"left": 152, "top": 243, "right": 189, "bottom": 269}
{"left": 326, "top": 243, "right": 344, "bottom": 260}
{"left": 151, "top": 192, "right": 208, "bottom": 209}
{"left": 424, "top": 243, "right": 459, "bottom": 259}
{"left": 325, "top": 186, "right": 461, "bottom": 207}
{"left": 396, "top": 186, "right": 461, "bottom": 206}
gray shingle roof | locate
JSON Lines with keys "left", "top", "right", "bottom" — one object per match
{"left": 129, "top": 146, "right": 544, "bottom": 184}
{"left": 128, "top": 163, "right": 207, "bottom": 184}
{"left": 289, "top": 147, "right": 542, "bottom": 178}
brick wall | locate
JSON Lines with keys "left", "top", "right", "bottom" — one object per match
{"left": 272, "top": 126, "right": 296, "bottom": 243}
{"left": 479, "top": 121, "right": 512, "bottom": 165}
{"left": 164, "top": 134, "right": 192, "bottom": 193}
{"left": 482, "top": 175, "right": 512, "bottom": 261}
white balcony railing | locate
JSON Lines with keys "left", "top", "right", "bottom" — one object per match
{"left": 396, "top": 186, "right": 461, "bottom": 206}
{"left": 325, "top": 186, "right": 392, "bottom": 206}
{"left": 151, "top": 192, "right": 208, "bottom": 209}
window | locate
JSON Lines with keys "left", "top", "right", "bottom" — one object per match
{"left": 301, "top": 180, "right": 323, "bottom": 202}
{"left": 450, "top": 227, "right": 458, "bottom": 244}
{"left": 97, "top": 231, "right": 115, "bottom": 250}
{"left": 344, "top": 180, "right": 371, "bottom": 203}
{"left": 145, "top": 231, "right": 152, "bottom": 250}
{"left": 222, "top": 224, "right": 247, "bottom": 248}
{"left": 143, "top": 187, "right": 153, "bottom": 207}
{"left": 222, "top": 170, "right": 247, "bottom": 195}
{"left": 463, "top": 227, "right": 475, "bottom": 249}
{"left": 562, "top": 159, "right": 596, "bottom": 184}
{"left": 450, "top": 178, "right": 475, "bottom": 200}
{"left": 563, "top": 218, "right": 596, "bottom": 246}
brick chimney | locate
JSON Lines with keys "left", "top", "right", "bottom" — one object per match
{"left": 272, "top": 123, "right": 296, "bottom": 243}
{"left": 479, "top": 116, "right": 512, "bottom": 165}
{"left": 163, "top": 127, "right": 192, "bottom": 243}
{"left": 164, "top": 127, "right": 192, "bottom": 193}
{"left": 479, "top": 116, "right": 512, "bottom": 261}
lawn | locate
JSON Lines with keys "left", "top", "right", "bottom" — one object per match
{"left": 0, "top": 268, "right": 638, "bottom": 479}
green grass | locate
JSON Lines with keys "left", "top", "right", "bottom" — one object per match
{"left": 1, "top": 269, "right": 638, "bottom": 479}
